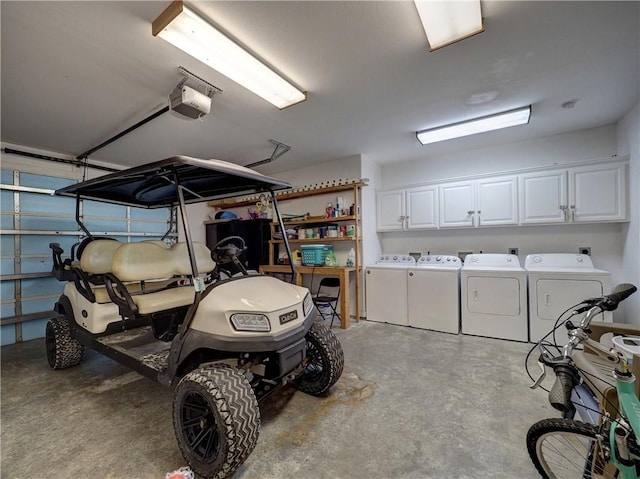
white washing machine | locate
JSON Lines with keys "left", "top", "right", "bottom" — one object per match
{"left": 408, "top": 255, "right": 461, "bottom": 334}
{"left": 525, "top": 253, "right": 612, "bottom": 342}
{"left": 365, "top": 254, "right": 416, "bottom": 326}
{"left": 461, "top": 254, "right": 528, "bottom": 342}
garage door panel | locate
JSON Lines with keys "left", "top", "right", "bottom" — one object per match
{"left": 83, "top": 218, "right": 127, "bottom": 232}
{"left": 1, "top": 189, "right": 13, "bottom": 209}
{"left": 21, "top": 318, "right": 48, "bottom": 341}
{"left": 20, "top": 216, "right": 77, "bottom": 231}
{"left": 1, "top": 214, "right": 13, "bottom": 230}
{"left": 20, "top": 192, "right": 74, "bottom": 212}
{"left": 83, "top": 200, "right": 126, "bottom": 217}
{"left": 22, "top": 277, "right": 64, "bottom": 297}
{"left": 1, "top": 325, "right": 16, "bottom": 346}
{"left": 1, "top": 281, "right": 15, "bottom": 299}
{"left": 130, "top": 207, "right": 168, "bottom": 220}
{"left": 1, "top": 258, "right": 14, "bottom": 275}
{"left": 19, "top": 173, "right": 74, "bottom": 190}
{"left": 21, "top": 236, "right": 77, "bottom": 256}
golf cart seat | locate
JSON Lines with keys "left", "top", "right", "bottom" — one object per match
{"left": 107, "top": 241, "right": 216, "bottom": 316}
{"left": 75, "top": 239, "right": 177, "bottom": 304}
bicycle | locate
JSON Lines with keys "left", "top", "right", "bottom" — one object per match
{"left": 526, "top": 283, "right": 640, "bottom": 479}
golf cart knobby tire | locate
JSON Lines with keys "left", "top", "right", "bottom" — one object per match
{"left": 45, "top": 316, "right": 85, "bottom": 369}
{"left": 294, "top": 319, "right": 344, "bottom": 396}
{"left": 173, "top": 364, "right": 260, "bottom": 479}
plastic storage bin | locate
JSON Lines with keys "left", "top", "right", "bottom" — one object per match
{"left": 301, "top": 244, "right": 332, "bottom": 266}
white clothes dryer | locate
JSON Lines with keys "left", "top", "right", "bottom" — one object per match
{"left": 461, "top": 254, "right": 528, "bottom": 341}
{"left": 408, "top": 255, "right": 461, "bottom": 334}
{"left": 365, "top": 254, "right": 416, "bottom": 326}
{"left": 525, "top": 253, "right": 612, "bottom": 342}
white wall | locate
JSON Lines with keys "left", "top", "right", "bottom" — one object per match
{"left": 617, "top": 103, "right": 640, "bottom": 324}
{"left": 381, "top": 125, "right": 617, "bottom": 189}
{"left": 374, "top": 124, "right": 631, "bottom": 322}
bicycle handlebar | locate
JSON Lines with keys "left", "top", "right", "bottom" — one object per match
{"left": 530, "top": 284, "right": 637, "bottom": 403}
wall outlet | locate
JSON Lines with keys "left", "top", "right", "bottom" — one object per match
{"left": 579, "top": 246, "right": 591, "bottom": 256}
{"left": 509, "top": 247, "right": 519, "bottom": 256}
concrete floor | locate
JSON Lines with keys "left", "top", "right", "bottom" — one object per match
{"left": 1, "top": 320, "right": 556, "bottom": 478}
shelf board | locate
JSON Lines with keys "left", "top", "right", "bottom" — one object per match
{"left": 207, "top": 181, "right": 366, "bottom": 209}
{"left": 276, "top": 215, "right": 359, "bottom": 226}
{"left": 270, "top": 237, "right": 359, "bottom": 244}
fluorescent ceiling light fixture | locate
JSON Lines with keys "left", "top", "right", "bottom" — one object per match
{"left": 416, "top": 106, "right": 531, "bottom": 145}
{"left": 414, "top": 0, "right": 484, "bottom": 51}
{"left": 152, "top": 1, "right": 306, "bottom": 109}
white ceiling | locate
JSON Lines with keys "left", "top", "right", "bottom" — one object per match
{"left": 1, "top": 1, "right": 638, "bottom": 174}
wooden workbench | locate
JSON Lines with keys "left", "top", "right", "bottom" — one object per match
{"left": 259, "top": 265, "right": 359, "bottom": 329}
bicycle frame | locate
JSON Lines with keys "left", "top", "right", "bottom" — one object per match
{"left": 610, "top": 373, "right": 640, "bottom": 477}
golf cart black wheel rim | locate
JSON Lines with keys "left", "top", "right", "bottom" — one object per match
{"left": 45, "top": 322, "right": 56, "bottom": 367}
{"left": 180, "top": 390, "right": 221, "bottom": 462}
{"left": 303, "top": 339, "right": 324, "bottom": 382}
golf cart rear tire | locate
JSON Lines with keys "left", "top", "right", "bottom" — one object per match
{"left": 45, "top": 316, "right": 85, "bottom": 369}
{"left": 173, "top": 364, "right": 260, "bottom": 479}
{"left": 294, "top": 319, "right": 344, "bottom": 396}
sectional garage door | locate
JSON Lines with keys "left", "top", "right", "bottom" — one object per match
{"left": 0, "top": 169, "right": 172, "bottom": 345}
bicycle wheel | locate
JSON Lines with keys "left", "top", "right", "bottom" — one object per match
{"left": 527, "top": 418, "right": 620, "bottom": 479}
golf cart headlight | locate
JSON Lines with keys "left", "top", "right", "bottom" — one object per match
{"left": 303, "top": 293, "right": 315, "bottom": 317}
{"left": 230, "top": 313, "right": 271, "bottom": 332}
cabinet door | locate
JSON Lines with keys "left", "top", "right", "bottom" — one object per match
{"left": 406, "top": 186, "right": 438, "bottom": 229}
{"left": 376, "top": 190, "right": 405, "bottom": 231}
{"left": 476, "top": 176, "right": 518, "bottom": 226}
{"left": 439, "top": 181, "right": 474, "bottom": 227}
{"left": 570, "top": 163, "right": 626, "bottom": 222}
{"left": 519, "top": 170, "right": 567, "bottom": 224}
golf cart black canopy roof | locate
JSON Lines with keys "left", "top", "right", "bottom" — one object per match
{"left": 55, "top": 156, "right": 292, "bottom": 208}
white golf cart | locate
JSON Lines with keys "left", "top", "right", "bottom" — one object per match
{"left": 46, "top": 156, "right": 344, "bottom": 478}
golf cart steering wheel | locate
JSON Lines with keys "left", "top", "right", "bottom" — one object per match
{"left": 212, "top": 236, "right": 246, "bottom": 264}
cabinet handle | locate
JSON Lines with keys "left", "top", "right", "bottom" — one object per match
{"left": 409, "top": 272, "right": 413, "bottom": 277}
{"left": 477, "top": 210, "right": 481, "bottom": 227}
{"left": 560, "top": 204, "right": 568, "bottom": 222}
{"left": 570, "top": 205, "right": 575, "bottom": 222}
{"left": 467, "top": 210, "right": 475, "bottom": 227}
{"left": 473, "top": 289, "right": 478, "bottom": 301}
{"left": 545, "top": 294, "right": 551, "bottom": 306}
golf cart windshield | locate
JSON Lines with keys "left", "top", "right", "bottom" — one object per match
{"left": 55, "top": 156, "right": 291, "bottom": 207}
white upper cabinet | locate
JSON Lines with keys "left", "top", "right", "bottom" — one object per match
{"left": 570, "top": 163, "right": 626, "bottom": 222}
{"left": 376, "top": 186, "right": 438, "bottom": 231}
{"left": 377, "top": 160, "right": 627, "bottom": 232}
{"left": 439, "top": 181, "right": 475, "bottom": 227}
{"left": 520, "top": 162, "right": 627, "bottom": 225}
{"left": 439, "top": 176, "right": 518, "bottom": 228}
{"left": 376, "top": 189, "right": 405, "bottom": 231}
{"left": 406, "top": 185, "right": 438, "bottom": 229}
{"left": 519, "top": 170, "right": 568, "bottom": 224}
{"left": 476, "top": 176, "right": 519, "bottom": 226}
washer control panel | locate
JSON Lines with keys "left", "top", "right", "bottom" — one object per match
{"left": 376, "top": 254, "right": 416, "bottom": 265}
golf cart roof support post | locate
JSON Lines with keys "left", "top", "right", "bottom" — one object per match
{"left": 161, "top": 206, "right": 177, "bottom": 242}
{"left": 75, "top": 193, "right": 92, "bottom": 238}
{"left": 173, "top": 169, "right": 201, "bottom": 288}
{"left": 271, "top": 191, "right": 297, "bottom": 284}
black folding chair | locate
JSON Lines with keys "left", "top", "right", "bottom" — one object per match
{"left": 313, "top": 277, "right": 341, "bottom": 328}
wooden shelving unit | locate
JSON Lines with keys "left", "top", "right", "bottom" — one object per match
{"left": 224, "top": 182, "right": 365, "bottom": 329}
